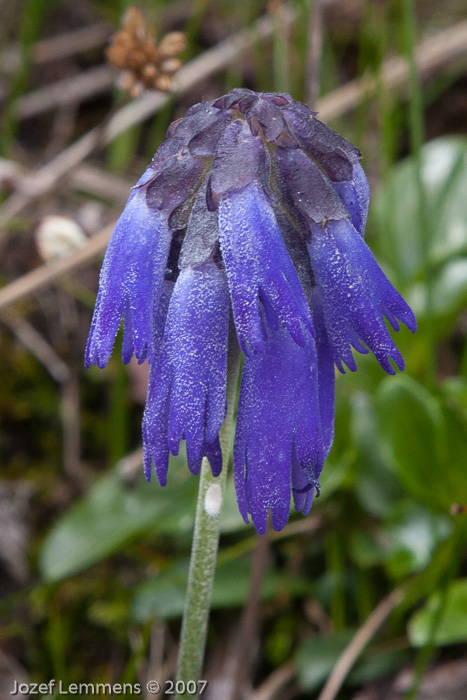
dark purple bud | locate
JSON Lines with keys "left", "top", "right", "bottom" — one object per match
{"left": 208, "top": 119, "right": 261, "bottom": 205}
{"left": 146, "top": 151, "right": 203, "bottom": 212}
{"left": 179, "top": 181, "right": 219, "bottom": 267}
{"left": 282, "top": 102, "right": 317, "bottom": 148}
{"left": 274, "top": 148, "right": 348, "bottom": 223}
{"left": 168, "top": 190, "right": 197, "bottom": 231}
{"left": 215, "top": 88, "right": 257, "bottom": 112}
{"left": 268, "top": 92, "right": 293, "bottom": 107}
{"left": 302, "top": 119, "right": 361, "bottom": 182}
{"left": 169, "top": 103, "right": 223, "bottom": 142}
{"left": 247, "top": 98, "right": 285, "bottom": 142}
{"left": 188, "top": 111, "right": 231, "bottom": 156}
{"left": 134, "top": 139, "right": 184, "bottom": 189}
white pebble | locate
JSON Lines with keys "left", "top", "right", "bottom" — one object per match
{"left": 36, "top": 215, "right": 87, "bottom": 261}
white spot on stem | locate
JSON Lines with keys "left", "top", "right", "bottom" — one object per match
{"left": 204, "top": 483, "right": 223, "bottom": 517}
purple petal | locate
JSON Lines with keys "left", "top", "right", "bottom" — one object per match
{"left": 215, "top": 88, "right": 257, "bottom": 112}
{"left": 234, "top": 327, "right": 324, "bottom": 533}
{"left": 310, "top": 286, "right": 336, "bottom": 457}
{"left": 292, "top": 453, "right": 315, "bottom": 515}
{"left": 189, "top": 112, "right": 231, "bottom": 156}
{"left": 143, "top": 263, "right": 229, "bottom": 479}
{"left": 308, "top": 219, "right": 417, "bottom": 374}
{"left": 332, "top": 163, "right": 370, "bottom": 237}
{"left": 218, "top": 181, "right": 314, "bottom": 354}
{"left": 169, "top": 102, "right": 222, "bottom": 141}
{"left": 85, "top": 188, "right": 171, "bottom": 368}
{"left": 282, "top": 102, "right": 316, "bottom": 148}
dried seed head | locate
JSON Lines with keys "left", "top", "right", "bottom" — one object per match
{"left": 106, "top": 5, "right": 185, "bottom": 95}
{"left": 160, "top": 58, "right": 182, "bottom": 75}
{"left": 154, "top": 74, "right": 172, "bottom": 92}
{"left": 158, "top": 32, "right": 186, "bottom": 58}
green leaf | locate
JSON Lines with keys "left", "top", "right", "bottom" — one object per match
{"left": 384, "top": 503, "right": 452, "bottom": 578}
{"left": 38, "top": 461, "right": 196, "bottom": 582}
{"left": 409, "top": 258, "right": 467, "bottom": 328}
{"left": 377, "top": 376, "right": 443, "bottom": 508}
{"left": 131, "top": 558, "right": 309, "bottom": 622}
{"left": 350, "top": 391, "right": 403, "bottom": 518}
{"left": 295, "top": 632, "right": 353, "bottom": 691}
{"left": 377, "top": 375, "right": 467, "bottom": 510}
{"left": 39, "top": 460, "right": 247, "bottom": 583}
{"left": 408, "top": 578, "right": 467, "bottom": 646}
{"left": 372, "top": 137, "right": 467, "bottom": 283}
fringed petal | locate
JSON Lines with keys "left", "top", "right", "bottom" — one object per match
{"left": 234, "top": 326, "right": 324, "bottom": 533}
{"left": 85, "top": 187, "right": 171, "bottom": 369}
{"left": 308, "top": 219, "right": 417, "bottom": 374}
{"left": 143, "top": 263, "right": 229, "bottom": 481}
{"left": 218, "top": 181, "right": 314, "bottom": 354}
{"left": 331, "top": 162, "right": 370, "bottom": 237}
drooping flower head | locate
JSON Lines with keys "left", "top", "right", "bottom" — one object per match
{"left": 86, "top": 89, "right": 416, "bottom": 534}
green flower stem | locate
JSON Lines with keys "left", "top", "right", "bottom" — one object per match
{"left": 175, "top": 340, "right": 241, "bottom": 698}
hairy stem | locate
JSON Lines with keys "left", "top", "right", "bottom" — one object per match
{"left": 175, "top": 339, "right": 241, "bottom": 698}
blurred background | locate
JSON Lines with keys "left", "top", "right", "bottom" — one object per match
{"left": 1, "top": 1, "right": 467, "bottom": 698}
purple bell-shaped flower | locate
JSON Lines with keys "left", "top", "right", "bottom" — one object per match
{"left": 86, "top": 88, "right": 416, "bottom": 534}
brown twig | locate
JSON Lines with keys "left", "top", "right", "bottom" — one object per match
{"left": 71, "top": 164, "right": 133, "bottom": 202}
{"left": 317, "top": 18, "right": 467, "bottom": 121}
{"left": 0, "top": 157, "right": 133, "bottom": 203}
{"left": 16, "top": 65, "right": 115, "bottom": 119}
{"left": 317, "top": 587, "right": 405, "bottom": 700}
{"left": 1, "top": 311, "right": 71, "bottom": 383}
{"left": 0, "top": 23, "right": 112, "bottom": 74}
{"left": 229, "top": 532, "right": 271, "bottom": 700}
{"left": 250, "top": 662, "right": 296, "bottom": 700}
{"left": 0, "top": 225, "right": 113, "bottom": 312}
{"left": 61, "top": 369, "right": 82, "bottom": 480}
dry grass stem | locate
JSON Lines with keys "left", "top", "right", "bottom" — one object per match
{"left": 250, "top": 662, "right": 296, "bottom": 700}
{"left": 16, "top": 65, "right": 115, "bottom": 119}
{"left": 1, "top": 312, "right": 71, "bottom": 383}
{"left": 0, "top": 225, "right": 114, "bottom": 312}
{"left": 229, "top": 532, "right": 271, "bottom": 700}
{"left": 305, "top": 0, "right": 324, "bottom": 107}
{"left": 1, "top": 13, "right": 467, "bottom": 310}
{"left": 0, "top": 23, "right": 112, "bottom": 74}
{"left": 317, "top": 588, "right": 405, "bottom": 700}
{"left": 318, "top": 18, "right": 467, "bottom": 121}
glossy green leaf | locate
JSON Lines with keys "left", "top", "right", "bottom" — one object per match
{"left": 39, "top": 458, "right": 245, "bottom": 582}
{"left": 39, "top": 460, "right": 195, "bottom": 582}
{"left": 372, "top": 137, "right": 467, "bottom": 284}
{"left": 350, "top": 391, "right": 403, "bottom": 518}
{"left": 384, "top": 503, "right": 452, "bottom": 578}
{"left": 377, "top": 375, "right": 467, "bottom": 510}
{"left": 131, "top": 558, "right": 309, "bottom": 621}
{"left": 408, "top": 578, "right": 467, "bottom": 646}
{"left": 295, "top": 632, "right": 353, "bottom": 691}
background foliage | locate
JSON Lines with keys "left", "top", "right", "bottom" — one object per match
{"left": 1, "top": 0, "right": 466, "bottom": 698}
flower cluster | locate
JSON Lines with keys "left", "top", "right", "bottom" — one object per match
{"left": 86, "top": 89, "right": 416, "bottom": 534}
